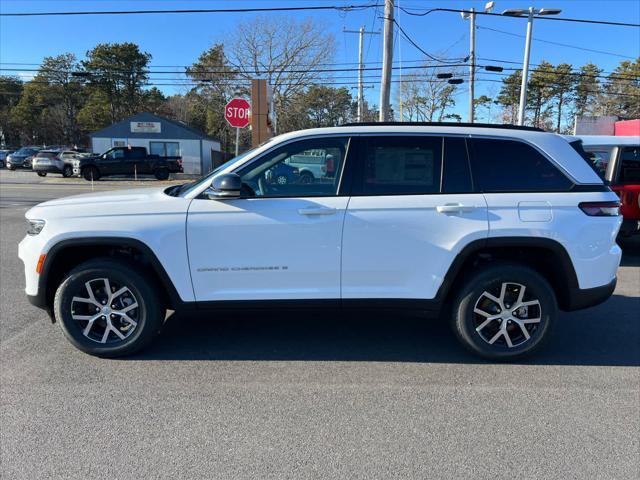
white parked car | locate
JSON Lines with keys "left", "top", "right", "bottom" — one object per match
{"left": 19, "top": 123, "right": 622, "bottom": 359}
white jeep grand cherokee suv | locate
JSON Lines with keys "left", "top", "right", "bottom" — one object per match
{"left": 19, "top": 123, "right": 623, "bottom": 360}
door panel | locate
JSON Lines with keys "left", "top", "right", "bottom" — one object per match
{"left": 341, "top": 194, "right": 488, "bottom": 299}
{"left": 187, "top": 197, "right": 348, "bottom": 301}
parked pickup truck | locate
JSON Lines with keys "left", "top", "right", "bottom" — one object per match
{"left": 72, "top": 146, "right": 183, "bottom": 181}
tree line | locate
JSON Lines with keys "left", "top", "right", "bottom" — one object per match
{"left": 0, "top": 15, "right": 637, "bottom": 151}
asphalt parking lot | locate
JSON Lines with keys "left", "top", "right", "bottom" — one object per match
{"left": 1, "top": 169, "right": 639, "bottom": 479}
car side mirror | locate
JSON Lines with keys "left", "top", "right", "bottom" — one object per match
{"left": 206, "top": 173, "right": 242, "bottom": 199}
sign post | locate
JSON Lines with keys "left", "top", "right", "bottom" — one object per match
{"left": 224, "top": 98, "right": 251, "bottom": 157}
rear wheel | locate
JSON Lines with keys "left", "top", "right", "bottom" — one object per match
{"left": 53, "top": 258, "right": 164, "bottom": 357}
{"left": 37, "top": 171, "right": 47, "bottom": 177}
{"left": 82, "top": 166, "right": 100, "bottom": 181}
{"left": 299, "top": 171, "right": 314, "bottom": 184}
{"left": 451, "top": 264, "right": 556, "bottom": 360}
{"left": 154, "top": 169, "right": 169, "bottom": 180}
{"left": 62, "top": 165, "right": 73, "bottom": 178}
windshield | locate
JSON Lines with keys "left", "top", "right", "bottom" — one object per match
{"left": 15, "top": 147, "right": 37, "bottom": 156}
{"left": 176, "top": 146, "right": 262, "bottom": 196}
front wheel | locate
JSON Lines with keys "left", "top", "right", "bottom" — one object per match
{"left": 62, "top": 165, "right": 73, "bottom": 178}
{"left": 53, "top": 258, "right": 165, "bottom": 357}
{"left": 451, "top": 264, "right": 556, "bottom": 360}
{"left": 37, "top": 171, "right": 47, "bottom": 177}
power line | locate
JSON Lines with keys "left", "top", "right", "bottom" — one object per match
{"left": 477, "top": 25, "right": 637, "bottom": 59}
{"left": 392, "top": 18, "right": 467, "bottom": 64}
{"left": 399, "top": 7, "right": 640, "bottom": 28}
{"left": 0, "top": 3, "right": 380, "bottom": 17}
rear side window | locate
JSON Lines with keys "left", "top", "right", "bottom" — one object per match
{"left": 469, "top": 138, "right": 573, "bottom": 192}
{"left": 357, "top": 136, "right": 442, "bottom": 195}
{"left": 570, "top": 140, "right": 607, "bottom": 179}
{"left": 442, "top": 137, "right": 473, "bottom": 193}
{"left": 619, "top": 146, "right": 640, "bottom": 183}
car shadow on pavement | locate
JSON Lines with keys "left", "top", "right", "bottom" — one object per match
{"left": 128, "top": 292, "right": 639, "bottom": 367}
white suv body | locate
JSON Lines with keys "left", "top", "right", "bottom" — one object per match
{"left": 19, "top": 124, "right": 622, "bottom": 359}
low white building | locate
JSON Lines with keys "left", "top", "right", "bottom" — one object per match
{"left": 90, "top": 112, "right": 221, "bottom": 175}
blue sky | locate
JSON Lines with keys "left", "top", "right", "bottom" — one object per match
{"left": 1, "top": 0, "right": 639, "bottom": 121}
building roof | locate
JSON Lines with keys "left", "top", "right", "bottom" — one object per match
{"left": 90, "top": 112, "right": 219, "bottom": 143}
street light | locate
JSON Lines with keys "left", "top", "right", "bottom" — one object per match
{"left": 503, "top": 6, "right": 562, "bottom": 125}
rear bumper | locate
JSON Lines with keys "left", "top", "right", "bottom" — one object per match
{"left": 565, "top": 277, "right": 617, "bottom": 311}
{"left": 32, "top": 165, "right": 63, "bottom": 173}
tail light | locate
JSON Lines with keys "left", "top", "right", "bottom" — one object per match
{"left": 578, "top": 201, "right": 620, "bottom": 216}
{"left": 326, "top": 157, "right": 334, "bottom": 173}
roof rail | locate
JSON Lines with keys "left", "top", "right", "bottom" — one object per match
{"left": 340, "top": 121, "right": 545, "bottom": 132}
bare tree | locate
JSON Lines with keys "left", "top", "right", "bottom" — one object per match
{"left": 398, "top": 67, "right": 461, "bottom": 122}
{"left": 226, "top": 16, "right": 336, "bottom": 131}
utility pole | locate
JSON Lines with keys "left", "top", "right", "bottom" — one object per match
{"left": 468, "top": 8, "right": 476, "bottom": 123}
{"left": 502, "top": 6, "right": 561, "bottom": 125}
{"left": 344, "top": 27, "right": 380, "bottom": 122}
{"left": 379, "top": 0, "right": 394, "bottom": 121}
{"left": 463, "top": 2, "right": 494, "bottom": 123}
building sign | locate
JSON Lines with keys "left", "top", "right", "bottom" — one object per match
{"left": 130, "top": 121, "right": 161, "bottom": 133}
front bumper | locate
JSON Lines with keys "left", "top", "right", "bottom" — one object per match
{"left": 7, "top": 160, "right": 29, "bottom": 168}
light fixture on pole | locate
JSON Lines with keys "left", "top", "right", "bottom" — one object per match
{"left": 503, "top": 6, "right": 562, "bottom": 125}
{"left": 462, "top": 2, "right": 495, "bottom": 123}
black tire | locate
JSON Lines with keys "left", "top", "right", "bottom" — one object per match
{"left": 37, "top": 171, "right": 47, "bottom": 177}
{"left": 53, "top": 258, "right": 165, "bottom": 357}
{"left": 62, "top": 165, "right": 73, "bottom": 178}
{"left": 299, "top": 171, "right": 314, "bottom": 184}
{"left": 8, "top": 165, "right": 15, "bottom": 171}
{"left": 154, "top": 169, "right": 170, "bottom": 180}
{"left": 82, "top": 166, "right": 100, "bottom": 181}
{"left": 451, "top": 264, "right": 556, "bottom": 361}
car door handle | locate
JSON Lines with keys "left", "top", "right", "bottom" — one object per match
{"left": 298, "top": 207, "right": 337, "bottom": 216}
{"left": 436, "top": 204, "right": 476, "bottom": 214}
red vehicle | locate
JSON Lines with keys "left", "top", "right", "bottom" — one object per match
{"left": 572, "top": 135, "right": 640, "bottom": 237}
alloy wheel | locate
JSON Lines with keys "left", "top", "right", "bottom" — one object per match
{"left": 472, "top": 282, "right": 542, "bottom": 348}
{"left": 70, "top": 278, "right": 139, "bottom": 344}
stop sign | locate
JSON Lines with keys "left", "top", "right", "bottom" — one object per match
{"left": 225, "top": 98, "right": 251, "bottom": 128}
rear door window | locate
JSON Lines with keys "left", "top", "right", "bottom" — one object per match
{"left": 355, "top": 136, "right": 442, "bottom": 195}
{"left": 619, "top": 146, "right": 640, "bottom": 183}
{"left": 469, "top": 138, "right": 573, "bottom": 192}
{"left": 442, "top": 137, "right": 473, "bottom": 193}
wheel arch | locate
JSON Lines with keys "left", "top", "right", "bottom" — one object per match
{"left": 436, "top": 237, "right": 579, "bottom": 312}
{"left": 38, "top": 237, "right": 185, "bottom": 320}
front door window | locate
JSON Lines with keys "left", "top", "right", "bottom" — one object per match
{"left": 236, "top": 137, "right": 349, "bottom": 198}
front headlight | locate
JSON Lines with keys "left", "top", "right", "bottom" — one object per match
{"left": 27, "top": 219, "right": 45, "bottom": 236}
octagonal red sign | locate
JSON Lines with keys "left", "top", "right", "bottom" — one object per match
{"left": 225, "top": 98, "right": 251, "bottom": 128}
